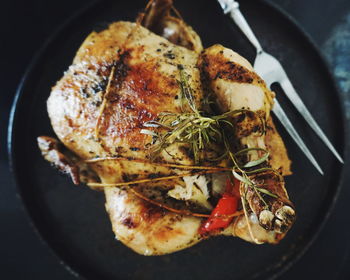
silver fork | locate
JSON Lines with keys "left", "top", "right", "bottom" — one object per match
{"left": 217, "top": 0, "right": 344, "bottom": 174}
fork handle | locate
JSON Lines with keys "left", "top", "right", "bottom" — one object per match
{"left": 224, "top": 1, "right": 263, "bottom": 54}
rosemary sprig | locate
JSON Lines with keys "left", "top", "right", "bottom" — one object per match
{"left": 144, "top": 110, "right": 245, "bottom": 163}
{"left": 141, "top": 64, "right": 278, "bottom": 208}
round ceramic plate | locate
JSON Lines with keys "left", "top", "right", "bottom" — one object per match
{"left": 8, "top": 0, "right": 346, "bottom": 279}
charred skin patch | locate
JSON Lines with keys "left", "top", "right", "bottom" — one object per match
{"left": 200, "top": 53, "right": 264, "bottom": 85}
{"left": 121, "top": 216, "right": 139, "bottom": 229}
{"left": 234, "top": 110, "right": 266, "bottom": 138}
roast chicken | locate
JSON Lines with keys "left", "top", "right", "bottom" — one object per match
{"left": 38, "top": 0, "right": 295, "bottom": 255}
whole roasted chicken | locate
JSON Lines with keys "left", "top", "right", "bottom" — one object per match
{"left": 38, "top": 0, "right": 295, "bottom": 255}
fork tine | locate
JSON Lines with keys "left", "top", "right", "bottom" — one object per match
{"left": 272, "top": 99, "right": 324, "bottom": 175}
{"left": 278, "top": 70, "right": 344, "bottom": 163}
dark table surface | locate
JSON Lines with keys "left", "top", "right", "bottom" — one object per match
{"left": 1, "top": 0, "right": 350, "bottom": 279}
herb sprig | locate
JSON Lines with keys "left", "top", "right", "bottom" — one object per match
{"left": 143, "top": 65, "right": 257, "bottom": 163}
{"left": 141, "top": 64, "right": 279, "bottom": 208}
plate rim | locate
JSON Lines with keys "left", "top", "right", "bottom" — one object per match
{"left": 7, "top": 0, "right": 348, "bottom": 279}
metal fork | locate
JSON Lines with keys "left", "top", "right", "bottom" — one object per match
{"left": 217, "top": 0, "right": 344, "bottom": 174}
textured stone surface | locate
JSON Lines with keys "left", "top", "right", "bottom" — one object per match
{"left": 324, "top": 12, "right": 350, "bottom": 119}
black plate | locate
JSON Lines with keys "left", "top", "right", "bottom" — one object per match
{"left": 8, "top": 0, "right": 346, "bottom": 279}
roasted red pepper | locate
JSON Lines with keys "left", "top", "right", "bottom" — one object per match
{"left": 199, "top": 178, "right": 239, "bottom": 234}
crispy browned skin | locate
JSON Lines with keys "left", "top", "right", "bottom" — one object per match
{"left": 49, "top": 22, "right": 202, "bottom": 161}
